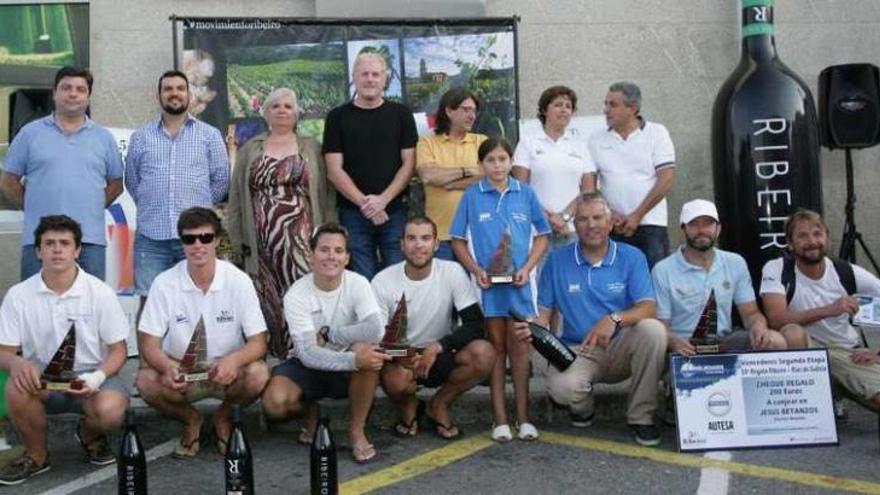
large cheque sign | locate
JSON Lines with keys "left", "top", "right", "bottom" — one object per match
{"left": 672, "top": 350, "right": 838, "bottom": 452}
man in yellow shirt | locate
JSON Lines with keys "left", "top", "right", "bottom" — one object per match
{"left": 416, "top": 88, "right": 487, "bottom": 260}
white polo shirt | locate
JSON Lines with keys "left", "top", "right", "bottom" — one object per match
{"left": 513, "top": 128, "right": 596, "bottom": 218}
{"left": 372, "top": 259, "right": 479, "bottom": 347}
{"left": 139, "top": 260, "right": 267, "bottom": 361}
{"left": 0, "top": 268, "right": 128, "bottom": 373}
{"left": 284, "top": 270, "right": 381, "bottom": 353}
{"left": 588, "top": 120, "right": 675, "bottom": 227}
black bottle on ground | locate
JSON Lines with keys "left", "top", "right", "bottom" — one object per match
{"left": 711, "top": 0, "right": 823, "bottom": 285}
{"left": 118, "top": 408, "right": 147, "bottom": 495}
{"left": 310, "top": 414, "right": 338, "bottom": 495}
{"left": 225, "top": 404, "right": 254, "bottom": 495}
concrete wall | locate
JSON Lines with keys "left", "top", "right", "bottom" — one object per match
{"left": 17, "top": 0, "right": 879, "bottom": 291}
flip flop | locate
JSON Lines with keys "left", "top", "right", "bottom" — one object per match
{"left": 171, "top": 435, "right": 200, "bottom": 459}
{"left": 423, "top": 410, "right": 462, "bottom": 440}
{"left": 214, "top": 425, "right": 229, "bottom": 457}
{"left": 351, "top": 443, "right": 377, "bottom": 464}
{"left": 393, "top": 400, "right": 424, "bottom": 438}
{"left": 296, "top": 426, "right": 313, "bottom": 445}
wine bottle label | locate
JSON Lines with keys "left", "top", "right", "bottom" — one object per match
{"left": 742, "top": 0, "right": 774, "bottom": 37}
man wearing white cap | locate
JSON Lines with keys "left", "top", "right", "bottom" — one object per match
{"left": 651, "top": 199, "right": 803, "bottom": 355}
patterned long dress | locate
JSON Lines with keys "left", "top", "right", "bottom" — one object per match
{"left": 250, "top": 153, "right": 313, "bottom": 358}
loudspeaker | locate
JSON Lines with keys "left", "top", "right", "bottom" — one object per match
{"left": 819, "top": 64, "right": 880, "bottom": 149}
{"left": 8, "top": 89, "right": 53, "bottom": 142}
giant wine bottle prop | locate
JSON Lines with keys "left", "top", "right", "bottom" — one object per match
{"left": 118, "top": 409, "right": 147, "bottom": 495}
{"left": 711, "top": 0, "right": 823, "bottom": 284}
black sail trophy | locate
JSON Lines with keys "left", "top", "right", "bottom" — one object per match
{"left": 118, "top": 409, "right": 147, "bottom": 495}
{"left": 41, "top": 322, "right": 84, "bottom": 391}
{"left": 177, "top": 316, "right": 210, "bottom": 383}
{"left": 509, "top": 312, "right": 576, "bottom": 371}
{"left": 310, "top": 413, "right": 338, "bottom": 495}
{"left": 711, "top": 0, "right": 823, "bottom": 286}
{"left": 487, "top": 226, "right": 515, "bottom": 284}
{"left": 691, "top": 290, "right": 721, "bottom": 354}
{"left": 380, "top": 294, "right": 415, "bottom": 358}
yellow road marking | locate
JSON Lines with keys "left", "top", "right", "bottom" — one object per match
{"left": 340, "top": 436, "right": 494, "bottom": 495}
{"left": 541, "top": 431, "right": 880, "bottom": 494}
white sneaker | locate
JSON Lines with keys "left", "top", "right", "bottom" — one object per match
{"left": 491, "top": 424, "right": 513, "bottom": 443}
{"left": 517, "top": 422, "right": 539, "bottom": 441}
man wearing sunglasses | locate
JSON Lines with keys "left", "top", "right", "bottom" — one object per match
{"left": 135, "top": 207, "right": 269, "bottom": 459}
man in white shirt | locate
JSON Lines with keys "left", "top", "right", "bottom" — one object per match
{"left": 261, "top": 223, "right": 390, "bottom": 463}
{"left": 372, "top": 216, "right": 495, "bottom": 439}
{"left": 761, "top": 209, "right": 880, "bottom": 409}
{"left": 136, "top": 207, "right": 269, "bottom": 459}
{"left": 588, "top": 81, "right": 675, "bottom": 268}
{"left": 0, "top": 215, "right": 129, "bottom": 485}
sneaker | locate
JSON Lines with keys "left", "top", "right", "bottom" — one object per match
{"left": 570, "top": 411, "right": 594, "bottom": 428}
{"left": 76, "top": 420, "right": 116, "bottom": 466}
{"left": 0, "top": 454, "right": 50, "bottom": 485}
{"left": 517, "top": 422, "right": 539, "bottom": 441}
{"left": 491, "top": 424, "right": 513, "bottom": 443}
{"left": 629, "top": 424, "right": 661, "bottom": 447}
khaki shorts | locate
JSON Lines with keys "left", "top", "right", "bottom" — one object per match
{"left": 808, "top": 335, "right": 880, "bottom": 402}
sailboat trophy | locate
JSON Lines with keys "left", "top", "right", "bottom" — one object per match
{"left": 690, "top": 290, "right": 721, "bottom": 354}
{"left": 380, "top": 294, "right": 416, "bottom": 358}
{"left": 176, "top": 316, "right": 211, "bottom": 382}
{"left": 41, "top": 322, "right": 84, "bottom": 391}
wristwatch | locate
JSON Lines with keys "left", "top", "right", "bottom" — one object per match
{"left": 608, "top": 312, "right": 622, "bottom": 328}
{"left": 561, "top": 212, "right": 573, "bottom": 223}
{"left": 318, "top": 325, "right": 330, "bottom": 341}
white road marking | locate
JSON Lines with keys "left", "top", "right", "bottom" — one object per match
{"left": 38, "top": 438, "right": 178, "bottom": 495}
{"left": 696, "top": 451, "right": 732, "bottom": 495}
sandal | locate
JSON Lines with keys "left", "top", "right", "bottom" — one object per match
{"left": 214, "top": 426, "right": 229, "bottom": 457}
{"left": 423, "top": 410, "right": 461, "bottom": 440}
{"left": 393, "top": 400, "right": 424, "bottom": 438}
{"left": 297, "top": 426, "right": 313, "bottom": 445}
{"left": 351, "top": 443, "right": 377, "bottom": 464}
{"left": 171, "top": 435, "right": 200, "bottom": 459}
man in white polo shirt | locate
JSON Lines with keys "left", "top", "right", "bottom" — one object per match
{"left": 588, "top": 81, "right": 675, "bottom": 268}
{"left": 136, "top": 207, "right": 269, "bottom": 459}
{"left": 0, "top": 215, "right": 129, "bottom": 485}
{"left": 372, "top": 216, "right": 495, "bottom": 440}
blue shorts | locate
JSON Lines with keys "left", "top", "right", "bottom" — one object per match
{"left": 134, "top": 233, "right": 185, "bottom": 296}
{"left": 481, "top": 282, "right": 536, "bottom": 319}
{"left": 43, "top": 375, "right": 130, "bottom": 415}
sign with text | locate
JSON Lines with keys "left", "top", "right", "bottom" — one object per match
{"left": 672, "top": 350, "right": 838, "bottom": 452}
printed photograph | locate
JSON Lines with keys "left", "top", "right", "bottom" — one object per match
{"left": 346, "top": 39, "right": 403, "bottom": 101}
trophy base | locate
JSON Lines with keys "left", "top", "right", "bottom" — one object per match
{"left": 488, "top": 275, "right": 514, "bottom": 284}
{"left": 380, "top": 344, "right": 416, "bottom": 358}
{"left": 176, "top": 371, "right": 210, "bottom": 383}
{"left": 691, "top": 340, "right": 721, "bottom": 354}
{"left": 41, "top": 379, "right": 84, "bottom": 391}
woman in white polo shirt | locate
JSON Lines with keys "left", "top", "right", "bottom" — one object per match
{"left": 512, "top": 86, "right": 596, "bottom": 251}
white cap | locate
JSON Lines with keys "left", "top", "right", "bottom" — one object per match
{"left": 679, "top": 199, "right": 719, "bottom": 225}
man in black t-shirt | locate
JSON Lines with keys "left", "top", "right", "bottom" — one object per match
{"left": 323, "top": 52, "right": 418, "bottom": 279}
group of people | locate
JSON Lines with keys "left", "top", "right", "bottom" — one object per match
{"left": 0, "top": 54, "right": 878, "bottom": 486}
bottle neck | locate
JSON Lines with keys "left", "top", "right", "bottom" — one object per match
{"left": 741, "top": 1, "right": 778, "bottom": 62}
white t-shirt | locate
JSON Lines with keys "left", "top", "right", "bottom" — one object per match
{"left": 588, "top": 120, "right": 675, "bottom": 227}
{"left": 0, "top": 269, "right": 128, "bottom": 373}
{"left": 513, "top": 129, "right": 596, "bottom": 218}
{"left": 284, "top": 270, "right": 381, "bottom": 353}
{"left": 760, "top": 257, "right": 880, "bottom": 348}
{"left": 372, "top": 260, "right": 479, "bottom": 347}
{"left": 139, "top": 260, "right": 267, "bottom": 361}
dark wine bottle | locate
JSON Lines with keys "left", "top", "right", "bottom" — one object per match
{"left": 711, "top": 0, "right": 823, "bottom": 285}
{"left": 509, "top": 312, "right": 576, "bottom": 371}
{"left": 118, "top": 409, "right": 147, "bottom": 495}
{"left": 310, "top": 414, "right": 337, "bottom": 495}
{"left": 225, "top": 404, "right": 254, "bottom": 495}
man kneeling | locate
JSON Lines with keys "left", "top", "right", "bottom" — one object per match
{"left": 136, "top": 207, "right": 269, "bottom": 458}
{"left": 372, "top": 216, "right": 495, "bottom": 439}
{"left": 0, "top": 216, "right": 130, "bottom": 484}
{"left": 261, "top": 224, "right": 389, "bottom": 464}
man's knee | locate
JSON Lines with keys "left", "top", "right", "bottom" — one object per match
{"left": 780, "top": 323, "right": 808, "bottom": 348}
{"left": 632, "top": 318, "right": 667, "bottom": 345}
{"left": 134, "top": 368, "right": 163, "bottom": 403}
{"left": 241, "top": 361, "right": 270, "bottom": 396}
{"left": 380, "top": 366, "right": 415, "bottom": 398}
{"left": 461, "top": 340, "right": 497, "bottom": 375}
{"left": 261, "top": 377, "right": 301, "bottom": 419}
{"left": 547, "top": 370, "right": 584, "bottom": 407}
{"left": 87, "top": 391, "right": 128, "bottom": 428}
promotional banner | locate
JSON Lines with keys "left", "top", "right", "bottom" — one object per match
{"left": 173, "top": 17, "right": 520, "bottom": 151}
{"left": 672, "top": 350, "right": 838, "bottom": 452}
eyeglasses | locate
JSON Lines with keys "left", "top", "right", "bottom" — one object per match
{"left": 180, "top": 233, "right": 216, "bottom": 245}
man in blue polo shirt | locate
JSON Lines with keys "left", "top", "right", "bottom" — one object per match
{"left": 651, "top": 199, "right": 802, "bottom": 355}
{"left": 1, "top": 66, "right": 123, "bottom": 280}
{"left": 524, "top": 191, "right": 666, "bottom": 446}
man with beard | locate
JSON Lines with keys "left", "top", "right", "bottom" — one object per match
{"left": 652, "top": 199, "right": 801, "bottom": 355}
{"left": 415, "top": 88, "right": 486, "bottom": 261}
{"left": 761, "top": 209, "right": 880, "bottom": 409}
{"left": 126, "top": 70, "right": 229, "bottom": 313}
{"left": 371, "top": 216, "right": 495, "bottom": 438}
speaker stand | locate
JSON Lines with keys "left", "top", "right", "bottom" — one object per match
{"left": 838, "top": 149, "right": 880, "bottom": 273}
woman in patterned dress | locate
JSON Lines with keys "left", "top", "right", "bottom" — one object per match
{"left": 228, "top": 87, "right": 336, "bottom": 358}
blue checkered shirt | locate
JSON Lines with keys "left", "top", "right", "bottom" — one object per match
{"left": 125, "top": 115, "right": 229, "bottom": 240}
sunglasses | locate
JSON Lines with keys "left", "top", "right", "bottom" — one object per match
{"left": 180, "top": 233, "right": 216, "bottom": 245}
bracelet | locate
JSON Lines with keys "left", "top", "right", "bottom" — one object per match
{"left": 461, "top": 167, "right": 466, "bottom": 179}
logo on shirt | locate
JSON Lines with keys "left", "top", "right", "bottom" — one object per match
{"left": 479, "top": 212, "right": 492, "bottom": 222}
{"left": 511, "top": 212, "right": 529, "bottom": 223}
{"left": 216, "top": 310, "right": 234, "bottom": 323}
{"left": 722, "top": 281, "right": 731, "bottom": 290}
{"left": 175, "top": 314, "right": 188, "bottom": 324}
{"left": 606, "top": 282, "right": 626, "bottom": 294}
{"left": 568, "top": 283, "right": 581, "bottom": 293}
{"left": 568, "top": 151, "right": 583, "bottom": 159}
{"left": 535, "top": 148, "right": 545, "bottom": 155}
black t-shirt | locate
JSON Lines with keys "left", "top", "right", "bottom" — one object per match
{"left": 322, "top": 100, "right": 418, "bottom": 210}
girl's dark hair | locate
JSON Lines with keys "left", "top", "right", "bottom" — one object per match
{"left": 477, "top": 136, "right": 513, "bottom": 162}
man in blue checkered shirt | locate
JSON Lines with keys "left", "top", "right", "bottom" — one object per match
{"left": 125, "top": 70, "right": 229, "bottom": 309}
